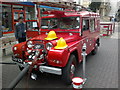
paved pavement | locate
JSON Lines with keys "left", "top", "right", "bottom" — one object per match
{"left": 110, "top": 22, "right": 120, "bottom": 39}
{"left": 1, "top": 23, "right": 119, "bottom": 89}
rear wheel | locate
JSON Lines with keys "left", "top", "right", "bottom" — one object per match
{"left": 91, "top": 43, "right": 99, "bottom": 55}
{"left": 62, "top": 54, "right": 77, "bottom": 85}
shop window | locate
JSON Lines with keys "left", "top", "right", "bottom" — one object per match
{"left": 25, "top": 7, "right": 36, "bottom": 20}
{"left": 14, "top": 12, "right": 19, "bottom": 22}
{"left": 2, "top": 4, "right": 12, "bottom": 32}
{"left": 95, "top": 19, "right": 99, "bottom": 30}
{"left": 13, "top": 12, "right": 24, "bottom": 22}
{"left": 13, "top": 5, "right": 24, "bottom": 10}
{"left": 90, "top": 19, "right": 95, "bottom": 32}
{"left": 82, "top": 19, "right": 89, "bottom": 31}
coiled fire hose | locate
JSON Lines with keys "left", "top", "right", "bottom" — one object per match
{"left": 7, "top": 64, "right": 30, "bottom": 90}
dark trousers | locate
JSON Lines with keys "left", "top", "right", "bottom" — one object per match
{"left": 18, "top": 38, "right": 26, "bottom": 43}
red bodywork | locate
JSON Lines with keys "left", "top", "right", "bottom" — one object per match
{"left": 12, "top": 10, "right": 100, "bottom": 68}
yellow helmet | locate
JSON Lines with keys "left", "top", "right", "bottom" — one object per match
{"left": 45, "top": 31, "right": 58, "bottom": 40}
{"left": 55, "top": 37, "right": 68, "bottom": 49}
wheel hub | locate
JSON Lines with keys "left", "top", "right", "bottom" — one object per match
{"left": 71, "top": 64, "right": 75, "bottom": 75}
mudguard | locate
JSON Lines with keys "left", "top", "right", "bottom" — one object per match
{"left": 12, "top": 42, "right": 26, "bottom": 58}
{"left": 47, "top": 48, "right": 71, "bottom": 67}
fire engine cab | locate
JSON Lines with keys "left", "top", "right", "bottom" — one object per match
{"left": 12, "top": 10, "right": 100, "bottom": 84}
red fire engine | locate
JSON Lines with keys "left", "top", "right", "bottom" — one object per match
{"left": 12, "top": 9, "right": 100, "bottom": 84}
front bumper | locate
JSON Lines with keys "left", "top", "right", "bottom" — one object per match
{"left": 12, "top": 56, "right": 23, "bottom": 63}
{"left": 12, "top": 56, "right": 62, "bottom": 75}
{"left": 39, "top": 66, "right": 62, "bottom": 75}
{"left": 12, "top": 55, "right": 28, "bottom": 67}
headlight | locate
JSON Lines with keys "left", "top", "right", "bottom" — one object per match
{"left": 46, "top": 42, "right": 53, "bottom": 50}
{"left": 27, "top": 41, "right": 33, "bottom": 48}
{"left": 13, "top": 47, "right": 17, "bottom": 50}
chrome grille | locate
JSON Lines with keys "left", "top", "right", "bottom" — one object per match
{"left": 32, "top": 40, "right": 44, "bottom": 49}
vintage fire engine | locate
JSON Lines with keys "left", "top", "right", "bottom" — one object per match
{"left": 12, "top": 10, "right": 100, "bottom": 84}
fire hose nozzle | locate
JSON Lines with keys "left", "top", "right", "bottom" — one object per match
{"left": 31, "top": 73, "right": 37, "bottom": 80}
{"left": 82, "top": 43, "right": 87, "bottom": 52}
{"left": 81, "top": 43, "right": 87, "bottom": 56}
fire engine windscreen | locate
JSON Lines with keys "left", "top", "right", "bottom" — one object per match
{"left": 41, "top": 17, "right": 80, "bottom": 29}
{"left": 41, "top": 18, "right": 58, "bottom": 29}
{"left": 60, "top": 17, "right": 80, "bottom": 29}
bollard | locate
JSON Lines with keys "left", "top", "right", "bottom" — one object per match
{"left": 72, "top": 43, "right": 87, "bottom": 90}
{"left": 81, "top": 43, "right": 87, "bottom": 81}
{"left": 72, "top": 77, "right": 84, "bottom": 90}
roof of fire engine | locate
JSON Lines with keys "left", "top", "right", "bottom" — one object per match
{"left": 42, "top": 10, "right": 100, "bottom": 18}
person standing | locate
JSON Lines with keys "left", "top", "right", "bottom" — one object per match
{"left": 15, "top": 17, "right": 26, "bottom": 43}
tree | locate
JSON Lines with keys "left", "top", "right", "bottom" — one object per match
{"left": 89, "top": 1, "right": 101, "bottom": 12}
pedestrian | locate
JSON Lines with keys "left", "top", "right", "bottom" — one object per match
{"left": 15, "top": 17, "right": 26, "bottom": 43}
{"left": 111, "top": 16, "right": 115, "bottom": 22}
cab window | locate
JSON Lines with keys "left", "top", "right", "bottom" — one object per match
{"left": 90, "top": 19, "right": 95, "bottom": 32}
{"left": 82, "top": 19, "right": 89, "bottom": 31}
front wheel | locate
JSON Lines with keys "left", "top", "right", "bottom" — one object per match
{"left": 62, "top": 54, "right": 77, "bottom": 85}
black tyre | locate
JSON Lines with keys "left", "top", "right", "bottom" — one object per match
{"left": 18, "top": 65, "right": 24, "bottom": 71}
{"left": 91, "top": 43, "right": 99, "bottom": 55}
{"left": 62, "top": 54, "right": 77, "bottom": 85}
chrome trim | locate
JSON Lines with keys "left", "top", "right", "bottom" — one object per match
{"left": 39, "top": 66, "right": 62, "bottom": 75}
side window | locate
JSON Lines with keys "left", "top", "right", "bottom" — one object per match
{"left": 90, "top": 19, "right": 95, "bottom": 32}
{"left": 82, "top": 19, "right": 89, "bottom": 31}
{"left": 26, "top": 21, "right": 38, "bottom": 31}
{"left": 95, "top": 19, "right": 98, "bottom": 30}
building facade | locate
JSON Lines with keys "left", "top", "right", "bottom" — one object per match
{"left": 80, "top": 0, "right": 91, "bottom": 7}
{"left": 0, "top": 2, "right": 2, "bottom": 37}
{"left": 116, "top": 1, "right": 120, "bottom": 21}
{"left": 1, "top": 2, "right": 35, "bottom": 35}
{"left": 99, "top": 1, "right": 111, "bottom": 17}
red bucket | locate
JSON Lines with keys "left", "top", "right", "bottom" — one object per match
{"left": 72, "top": 77, "right": 83, "bottom": 89}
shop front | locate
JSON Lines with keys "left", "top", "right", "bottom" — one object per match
{"left": 1, "top": 2, "right": 37, "bottom": 35}
{"left": 1, "top": 2, "right": 64, "bottom": 38}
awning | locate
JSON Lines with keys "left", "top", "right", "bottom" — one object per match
{"left": 40, "top": 5, "right": 62, "bottom": 10}
{"left": 19, "top": 2, "right": 35, "bottom": 6}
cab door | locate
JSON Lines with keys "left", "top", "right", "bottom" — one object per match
{"left": 88, "top": 18, "right": 100, "bottom": 52}
{"left": 89, "top": 18, "right": 97, "bottom": 51}
{"left": 81, "top": 18, "right": 91, "bottom": 54}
